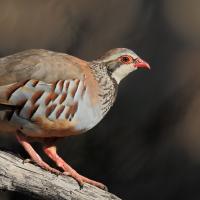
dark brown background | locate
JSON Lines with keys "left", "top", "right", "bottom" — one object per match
{"left": 1, "top": 0, "right": 200, "bottom": 199}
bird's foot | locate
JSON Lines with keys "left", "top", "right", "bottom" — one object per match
{"left": 23, "top": 158, "right": 33, "bottom": 164}
{"left": 23, "top": 157, "right": 61, "bottom": 175}
{"left": 80, "top": 174, "right": 108, "bottom": 191}
{"left": 43, "top": 144, "right": 108, "bottom": 190}
{"left": 63, "top": 170, "right": 107, "bottom": 191}
{"left": 38, "top": 161, "right": 61, "bottom": 175}
{"left": 26, "top": 158, "right": 61, "bottom": 175}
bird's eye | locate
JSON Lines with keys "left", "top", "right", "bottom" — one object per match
{"left": 120, "top": 55, "right": 132, "bottom": 64}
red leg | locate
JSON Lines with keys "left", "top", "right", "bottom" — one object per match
{"left": 43, "top": 144, "right": 107, "bottom": 190}
{"left": 16, "top": 133, "right": 60, "bottom": 175}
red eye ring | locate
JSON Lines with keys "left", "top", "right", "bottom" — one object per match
{"left": 120, "top": 55, "right": 133, "bottom": 64}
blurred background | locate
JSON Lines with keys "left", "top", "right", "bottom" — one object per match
{"left": 0, "top": 0, "right": 200, "bottom": 199}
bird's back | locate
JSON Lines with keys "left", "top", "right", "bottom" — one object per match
{"left": 0, "top": 49, "right": 86, "bottom": 85}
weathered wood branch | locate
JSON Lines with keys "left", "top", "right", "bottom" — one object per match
{"left": 0, "top": 150, "right": 121, "bottom": 200}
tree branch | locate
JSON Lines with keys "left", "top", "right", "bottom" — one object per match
{"left": 0, "top": 150, "right": 121, "bottom": 200}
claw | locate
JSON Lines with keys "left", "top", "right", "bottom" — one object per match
{"left": 22, "top": 158, "right": 32, "bottom": 164}
{"left": 79, "top": 184, "right": 84, "bottom": 190}
{"left": 63, "top": 171, "right": 84, "bottom": 189}
{"left": 63, "top": 171, "right": 70, "bottom": 176}
{"left": 47, "top": 167, "right": 61, "bottom": 175}
{"left": 103, "top": 185, "right": 108, "bottom": 191}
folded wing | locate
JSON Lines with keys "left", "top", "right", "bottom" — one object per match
{"left": 0, "top": 79, "right": 86, "bottom": 137}
{"left": 0, "top": 49, "right": 87, "bottom": 85}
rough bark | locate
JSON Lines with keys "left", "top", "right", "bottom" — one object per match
{"left": 0, "top": 150, "right": 121, "bottom": 200}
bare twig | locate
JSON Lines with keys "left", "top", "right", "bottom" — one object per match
{"left": 0, "top": 150, "right": 121, "bottom": 200}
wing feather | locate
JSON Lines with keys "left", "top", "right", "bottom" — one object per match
{"left": 0, "top": 79, "right": 84, "bottom": 128}
{"left": 0, "top": 49, "right": 87, "bottom": 85}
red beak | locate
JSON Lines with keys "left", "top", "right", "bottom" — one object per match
{"left": 134, "top": 58, "right": 150, "bottom": 69}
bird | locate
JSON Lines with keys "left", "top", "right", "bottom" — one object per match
{"left": 0, "top": 48, "right": 150, "bottom": 190}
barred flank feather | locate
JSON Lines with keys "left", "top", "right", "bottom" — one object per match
{"left": 0, "top": 103, "right": 20, "bottom": 111}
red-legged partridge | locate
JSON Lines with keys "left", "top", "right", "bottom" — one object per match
{"left": 0, "top": 48, "right": 150, "bottom": 190}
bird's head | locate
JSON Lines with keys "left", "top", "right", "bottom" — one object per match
{"left": 96, "top": 48, "right": 150, "bottom": 83}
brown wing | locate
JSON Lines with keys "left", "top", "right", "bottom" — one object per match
{"left": 0, "top": 49, "right": 87, "bottom": 85}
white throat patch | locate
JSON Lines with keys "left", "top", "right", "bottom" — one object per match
{"left": 111, "top": 64, "right": 137, "bottom": 83}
